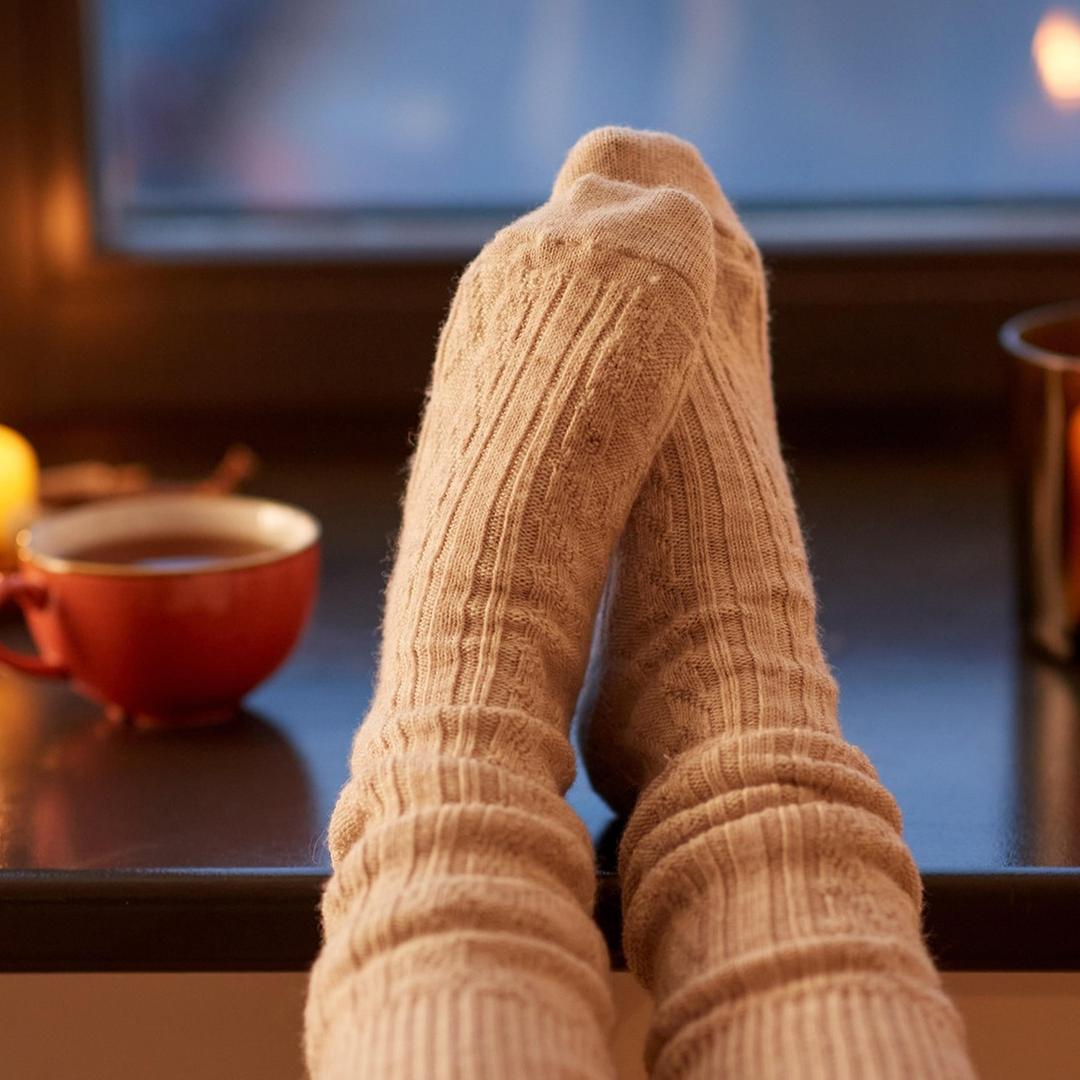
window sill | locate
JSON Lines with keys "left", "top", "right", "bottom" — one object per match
{"left": 0, "top": 420, "right": 1077, "bottom": 971}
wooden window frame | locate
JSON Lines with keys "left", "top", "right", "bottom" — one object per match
{"left": 3, "top": 0, "right": 1079, "bottom": 436}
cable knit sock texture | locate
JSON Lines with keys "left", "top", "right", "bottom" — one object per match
{"left": 304, "top": 139, "right": 715, "bottom": 1079}
{"left": 571, "top": 129, "right": 978, "bottom": 1079}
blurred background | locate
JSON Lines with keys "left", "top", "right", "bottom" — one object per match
{"left": 4, "top": 10, "right": 1080, "bottom": 1076}
{"left": 1, "top": 0, "right": 1078, "bottom": 435}
{"left": 93, "top": 1, "right": 1080, "bottom": 250}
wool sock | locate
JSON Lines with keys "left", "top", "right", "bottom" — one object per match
{"left": 304, "top": 145, "right": 715, "bottom": 1079}
{"left": 568, "top": 128, "right": 977, "bottom": 1078}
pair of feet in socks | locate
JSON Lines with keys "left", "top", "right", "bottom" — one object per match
{"left": 307, "top": 127, "right": 972, "bottom": 1079}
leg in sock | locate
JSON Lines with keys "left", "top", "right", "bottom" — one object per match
{"left": 304, "top": 142, "right": 716, "bottom": 1079}
{"left": 569, "top": 128, "right": 977, "bottom": 1078}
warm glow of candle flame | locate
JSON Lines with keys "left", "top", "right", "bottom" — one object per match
{"left": 41, "top": 169, "right": 87, "bottom": 270}
{"left": 1034, "top": 9, "right": 1080, "bottom": 108}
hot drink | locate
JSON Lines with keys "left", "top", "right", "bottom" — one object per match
{"left": 0, "top": 493, "right": 320, "bottom": 725}
{"left": 63, "top": 534, "right": 277, "bottom": 571}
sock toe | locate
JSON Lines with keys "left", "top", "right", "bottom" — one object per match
{"left": 489, "top": 171, "right": 716, "bottom": 318}
{"left": 553, "top": 126, "right": 743, "bottom": 240}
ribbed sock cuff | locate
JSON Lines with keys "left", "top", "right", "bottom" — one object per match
{"left": 649, "top": 972, "right": 974, "bottom": 1080}
{"left": 307, "top": 962, "right": 616, "bottom": 1080}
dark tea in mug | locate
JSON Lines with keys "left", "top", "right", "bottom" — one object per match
{"left": 61, "top": 534, "right": 278, "bottom": 572}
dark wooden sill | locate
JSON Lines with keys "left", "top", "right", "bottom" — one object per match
{"left": 2, "top": 416, "right": 1079, "bottom": 973}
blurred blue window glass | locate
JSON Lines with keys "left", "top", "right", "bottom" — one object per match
{"left": 89, "top": 1, "right": 1080, "bottom": 254}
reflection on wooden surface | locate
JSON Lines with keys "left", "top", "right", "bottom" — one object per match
{"left": 0, "top": 675, "right": 317, "bottom": 872}
{"left": 33, "top": 709, "right": 316, "bottom": 870}
{"left": 1017, "top": 656, "right": 1080, "bottom": 865}
{"left": 0, "top": 673, "right": 47, "bottom": 865}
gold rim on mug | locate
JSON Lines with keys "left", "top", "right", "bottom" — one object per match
{"left": 18, "top": 493, "right": 321, "bottom": 578}
{"left": 1000, "top": 300, "right": 1080, "bottom": 372}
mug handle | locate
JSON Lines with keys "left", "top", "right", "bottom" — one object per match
{"left": 0, "top": 573, "right": 70, "bottom": 678}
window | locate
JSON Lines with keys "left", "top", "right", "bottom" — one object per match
{"left": 3, "top": 2, "right": 1078, "bottom": 425}
{"left": 90, "top": 1, "right": 1080, "bottom": 256}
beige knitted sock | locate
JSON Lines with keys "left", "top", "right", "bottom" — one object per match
{"left": 568, "top": 129, "right": 977, "bottom": 1079}
{"left": 304, "top": 143, "right": 716, "bottom": 1079}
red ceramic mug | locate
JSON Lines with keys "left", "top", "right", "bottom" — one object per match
{"left": 0, "top": 494, "right": 320, "bottom": 727}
